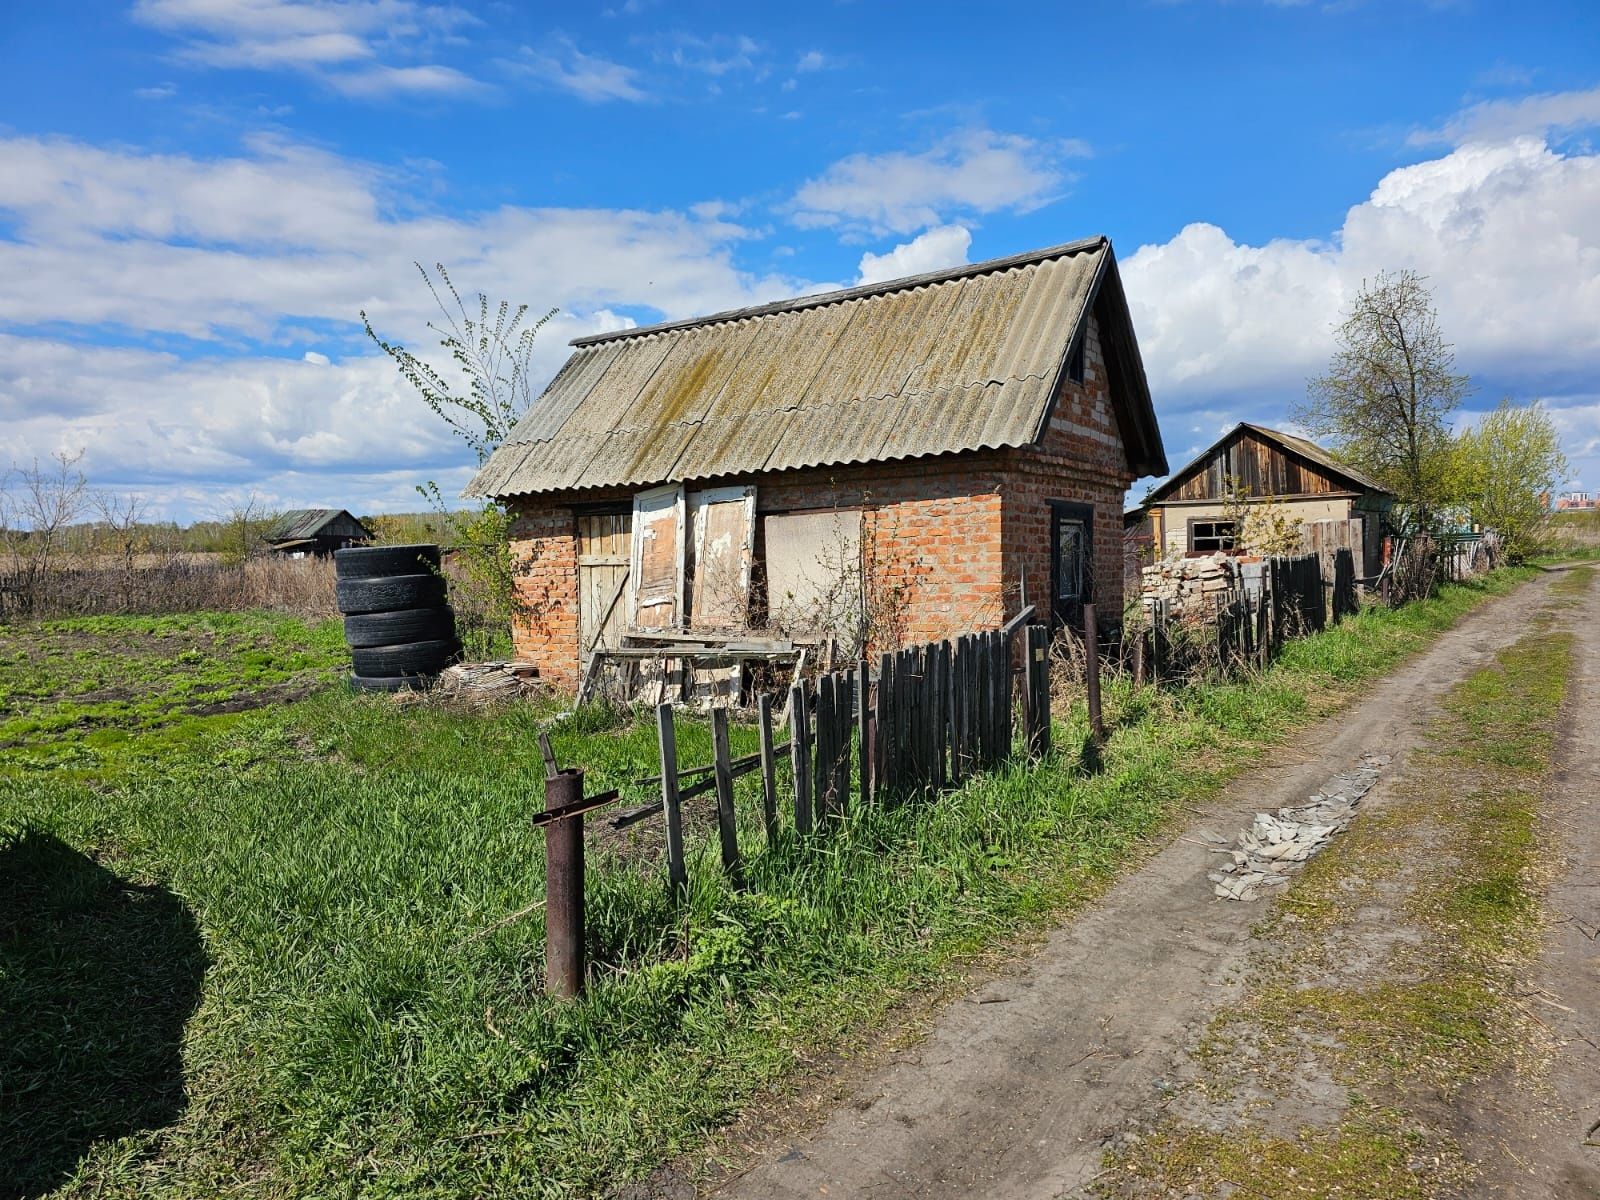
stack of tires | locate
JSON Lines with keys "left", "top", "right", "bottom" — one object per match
{"left": 334, "top": 544, "right": 461, "bottom": 691}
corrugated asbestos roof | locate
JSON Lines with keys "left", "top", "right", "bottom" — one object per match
{"left": 268, "top": 508, "right": 368, "bottom": 542}
{"left": 469, "top": 236, "right": 1160, "bottom": 498}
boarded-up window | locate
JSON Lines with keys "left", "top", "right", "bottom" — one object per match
{"left": 686, "top": 486, "right": 755, "bottom": 630}
{"left": 631, "top": 484, "right": 685, "bottom": 630}
{"left": 763, "top": 509, "right": 863, "bottom": 637}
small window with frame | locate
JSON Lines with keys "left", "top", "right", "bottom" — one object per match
{"left": 1188, "top": 519, "right": 1238, "bottom": 553}
{"left": 1066, "top": 337, "right": 1085, "bottom": 384}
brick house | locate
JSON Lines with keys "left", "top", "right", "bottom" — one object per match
{"left": 468, "top": 237, "right": 1167, "bottom": 688}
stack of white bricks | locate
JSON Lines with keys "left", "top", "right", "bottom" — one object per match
{"left": 1140, "top": 552, "right": 1239, "bottom": 618}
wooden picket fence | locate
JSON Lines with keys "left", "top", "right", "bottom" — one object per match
{"left": 1136, "top": 549, "right": 1358, "bottom": 682}
{"left": 614, "top": 609, "right": 1055, "bottom": 893}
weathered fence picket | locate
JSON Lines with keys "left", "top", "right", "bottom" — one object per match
{"left": 789, "top": 681, "right": 812, "bottom": 835}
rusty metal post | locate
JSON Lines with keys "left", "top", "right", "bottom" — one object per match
{"left": 544, "top": 767, "right": 586, "bottom": 999}
{"left": 1083, "top": 602, "right": 1104, "bottom": 743}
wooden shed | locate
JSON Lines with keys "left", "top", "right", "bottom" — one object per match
{"left": 265, "top": 509, "right": 372, "bottom": 558}
{"left": 1133, "top": 423, "right": 1394, "bottom": 576}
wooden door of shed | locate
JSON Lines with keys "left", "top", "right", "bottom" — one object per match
{"left": 577, "top": 512, "right": 632, "bottom": 664}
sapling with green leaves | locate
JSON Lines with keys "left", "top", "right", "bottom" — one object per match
{"left": 363, "top": 263, "right": 558, "bottom": 657}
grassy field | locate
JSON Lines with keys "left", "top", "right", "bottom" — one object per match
{"left": 0, "top": 611, "right": 347, "bottom": 774}
{"left": 0, "top": 571, "right": 1538, "bottom": 1198}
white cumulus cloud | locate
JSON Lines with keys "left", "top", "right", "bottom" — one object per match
{"left": 0, "top": 134, "right": 819, "bottom": 516}
{"left": 856, "top": 225, "right": 972, "bottom": 285}
{"left": 1125, "top": 136, "right": 1600, "bottom": 486}
{"left": 792, "top": 128, "right": 1086, "bottom": 236}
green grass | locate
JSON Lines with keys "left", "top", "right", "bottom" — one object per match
{"left": 0, "top": 611, "right": 347, "bottom": 775}
{"left": 0, "top": 572, "right": 1541, "bottom": 1198}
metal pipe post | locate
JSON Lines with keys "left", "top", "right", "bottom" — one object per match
{"left": 544, "top": 767, "right": 586, "bottom": 999}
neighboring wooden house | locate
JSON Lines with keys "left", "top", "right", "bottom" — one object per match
{"left": 266, "top": 509, "right": 372, "bottom": 558}
{"left": 469, "top": 237, "right": 1168, "bottom": 688}
{"left": 1130, "top": 423, "right": 1394, "bottom": 576}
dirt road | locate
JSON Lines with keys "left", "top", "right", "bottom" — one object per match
{"left": 714, "top": 571, "right": 1596, "bottom": 1199}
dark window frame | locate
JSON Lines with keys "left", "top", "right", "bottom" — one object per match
{"left": 1065, "top": 336, "right": 1086, "bottom": 385}
{"left": 1186, "top": 517, "right": 1239, "bottom": 553}
{"left": 1048, "top": 500, "right": 1094, "bottom": 630}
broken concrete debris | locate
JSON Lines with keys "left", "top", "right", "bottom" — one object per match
{"left": 1209, "top": 753, "right": 1389, "bottom": 901}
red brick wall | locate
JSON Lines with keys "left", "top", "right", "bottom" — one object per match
{"left": 504, "top": 315, "right": 1137, "bottom": 685}
{"left": 1000, "top": 314, "right": 1136, "bottom": 627}
{"left": 506, "top": 504, "right": 582, "bottom": 687}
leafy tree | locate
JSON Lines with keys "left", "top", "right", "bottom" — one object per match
{"left": 363, "top": 263, "right": 555, "bottom": 465}
{"left": 1456, "top": 399, "right": 1568, "bottom": 563}
{"left": 1296, "top": 270, "right": 1469, "bottom": 533}
{"left": 363, "top": 264, "right": 558, "bottom": 657}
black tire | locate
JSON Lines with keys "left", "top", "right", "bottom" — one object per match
{"left": 348, "top": 673, "right": 428, "bottom": 693}
{"left": 343, "top": 605, "right": 456, "bottom": 649}
{"left": 350, "top": 638, "right": 461, "bottom": 678}
{"left": 335, "top": 573, "right": 446, "bottom": 615}
{"left": 335, "top": 544, "right": 441, "bottom": 579}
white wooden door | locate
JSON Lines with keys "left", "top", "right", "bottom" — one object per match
{"left": 630, "top": 484, "right": 685, "bottom": 631}
{"left": 686, "top": 485, "right": 756, "bottom": 630}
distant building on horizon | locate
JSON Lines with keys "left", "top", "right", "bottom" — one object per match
{"left": 266, "top": 508, "right": 372, "bottom": 558}
{"left": 1554, "top": 491, "right": 1597, "bottom": 511}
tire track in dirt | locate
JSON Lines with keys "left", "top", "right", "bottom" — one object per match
{"left": 1451, "top": 569, "right": 1600, "bottom": 1198}
{"left": 710, "top": 574, "right": 1562, "bottom": 1200}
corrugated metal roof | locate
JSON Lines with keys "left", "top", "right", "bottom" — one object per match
{"left": 469, "top": 237, "right": 1127, "bottom": 498}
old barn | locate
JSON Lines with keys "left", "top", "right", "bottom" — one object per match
{"left": 266, "top": 508, "right": 371, "bottom": 558}
{"left": 1130, "top": 423, "right": 1394, "bottom": 576}
{"left": 469, "top": 237, "right": 1168, "bottom": 688}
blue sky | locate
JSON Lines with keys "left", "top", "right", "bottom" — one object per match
{"left": 2, "top": 0, "right": 1598, "bottom": 520}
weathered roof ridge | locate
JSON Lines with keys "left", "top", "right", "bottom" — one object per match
{"left": 570, "top": 234, "right": 1110, "bottom": 348}
{"left": 1140, "top": 421, "right": 1393, "bottom": 506}
{"left": 1235, "top": 422, "right": 1392, "bottom": 496}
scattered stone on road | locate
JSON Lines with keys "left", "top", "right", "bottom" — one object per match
{"left": 1208, "top": 752, "right": 1389, "bottom": 901}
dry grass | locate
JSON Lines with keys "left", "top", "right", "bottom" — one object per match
{"left": 1, "top": 555, "right": 337, "bottom": 621}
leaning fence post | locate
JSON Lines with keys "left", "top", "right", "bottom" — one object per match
{"left": 1132, "top": 626, "right": 1146, "bottom": 688}
{"left": 655, "top": 703, "right": 686, "bottom": 897}
{"left": 789, "top": 682, "right": 812, "bottom": 835}
{"left": 544, "top": 766, "right": 586, "bottom": 999}
{"left": 757, "top": 693, "right": 779, "bottom": 845}
{"left": 710, "top": 707, "right": 742, "bottom": 883}
{"left": 858, "top": 657, "right": 872, "bottom": 808}
{"left": 1084, "top": 602, "right": 1104, "bottom": 743}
